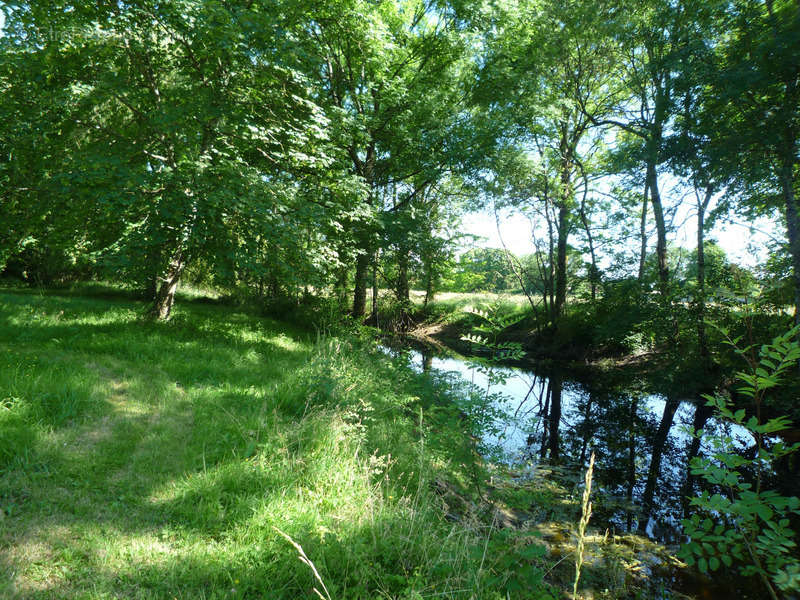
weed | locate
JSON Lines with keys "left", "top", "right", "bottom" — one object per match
{"left": 573, "top": 452, "right": 595, "bottom": 600}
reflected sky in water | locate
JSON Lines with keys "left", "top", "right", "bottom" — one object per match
{"left": 383, "top": 344, "right": 752, "bottom": 541}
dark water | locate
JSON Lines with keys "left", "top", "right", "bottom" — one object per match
{"left": 383, "top": 343, "right": 751, "bottom": 542}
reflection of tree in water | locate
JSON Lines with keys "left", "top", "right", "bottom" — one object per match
{"left": 403, "top": 345, "right": 766, "bottom": 543}
{"left": 521, "top": 372, "right": 702, "bottom": 539}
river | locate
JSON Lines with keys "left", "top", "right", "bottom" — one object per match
{"left": 382, "top": 342, "right": 752, "bottom": 543}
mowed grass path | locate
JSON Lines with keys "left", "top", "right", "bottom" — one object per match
{"left": 0, "top": 289, "right": 486, "bottom": 599}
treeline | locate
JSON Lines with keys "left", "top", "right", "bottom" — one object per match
{"left": 1, "top": 0, "right": 798, "bottom": 334}
{"left": 438, "top": 243, "right": 759, "bottom": 299}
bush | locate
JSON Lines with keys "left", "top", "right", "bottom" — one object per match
{"left": 680, "top": 326, "right": 800, "bottom": 599}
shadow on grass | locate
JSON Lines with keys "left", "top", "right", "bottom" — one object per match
{"left": 0, "top": 289, "right": 491, "bottom": 599}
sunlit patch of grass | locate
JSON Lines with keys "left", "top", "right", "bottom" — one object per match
{"left": 0, "top": 287, "right": 552, "bottom": 599}
{"left": 427, "top": 291, "right": 531, "bottom": 308}
{"left": 409, "top": 291, "right": 532, "bottom": 331}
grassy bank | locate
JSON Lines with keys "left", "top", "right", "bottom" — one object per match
{"left": 2, "top": 286, "right": 733, "bottom": 599}
{"left": 0, "top": 287, "right": 565, "bottom": 599}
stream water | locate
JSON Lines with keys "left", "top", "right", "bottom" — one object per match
{"left": 383, "top": 343, "right": 752, "bottom": 543}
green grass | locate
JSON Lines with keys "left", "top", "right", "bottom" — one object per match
{"left": 414, "top": 291, "right": 531, "bottom": 312}
{"left": 0, "top": 287, "right": 555, "bottom": 599}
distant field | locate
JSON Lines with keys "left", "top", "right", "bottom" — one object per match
{"left": 419, "top": 291, "right": 531, "bottom": 307}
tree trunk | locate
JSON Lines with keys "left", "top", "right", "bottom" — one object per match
{"left": 578, "top": 395, "right": 594, "bottom": 465}
{"left": 647, "top": 80, "right": 670, "bottom": 297}
{"left": 424, "top": 266, "right": 434, "bottom": 306}
{"left": 554, "top": 147, "right": 572, "bottom": 321}
{"left": 773, "top": 10, "right": 800, "bottom": 328}
{"left": 638, "top": 180, "right": 649, "bottom": 282}
{"left": 695, "top": 188, "right": 713, "bottom": 363}
{"left": 351, "top": 142, "right": 376, "bottom": 320}
{"left": 547, "top": 374, "right": 562, "bottom": 461}
{"left": 545, "top": 199, "right": 557, "bottom": 324}
{"left": 151, "top": 251, "right": 185, "bottom": 320}
{"left": 781, "top": 160, "right": 800, "bottom": 328}
{"left": 639, "top": 396, "right": 680, "bottom": 533}
{"left": 336, "top": 265, "right": 348, "bottom": 306}
{"left": 371, "top": 250, "right": 379, "bottom": 325}
{"left": 682, "top": 401, "right": 713, "bottom": 518}
{"left": 422, "top": 350, "right": 433, "bottom": 373}
{"left": 646, "top": 161, "right": 669, "bottom": 296}
{"left": 540, "top": 382, "right": 551, "bottom": 459}
{"left": 396, "top": 247, "right": 410, "bottom": 304}
{"left": 579, "top": 202, "right": 598, "bottom": 302}
{"left": 554, "top": 202, "right": 569, "bottom": 321}
{"left": 352, "top": 251, "right": 370, "bottom": 319}
{"left": 627, "top": 397, "right": 639, "bottom": 532}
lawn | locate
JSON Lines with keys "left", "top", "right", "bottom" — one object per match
{"left": 0, "top": 288, "right": 517, "bottom": 599}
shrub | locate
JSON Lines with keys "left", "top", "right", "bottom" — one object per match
{"left": 679, "top": 326, "right": 800, "bottom": 599}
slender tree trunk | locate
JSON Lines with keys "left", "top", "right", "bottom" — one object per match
{"left": 540, "top": 382, "right": 551, "bottom": 459}
{"left": 781, "top": 160, "right": 800, "bottom": 328}
{"left": 554, "top": 152, "right": 572, "bottom": 320}
{"left": 150, "top": 195, "right": 196, "bottom": 320}
{"left": 646, "top": 161, "right": 669, "bottom": 296}
{"left": 351, "top": 144, "right": 376, "bottom": 319}
{"left": 422, "top": 351, "right": 433, "bottom": 373}
{"left": 696, "top": 188, "right": 713, "bottom": 363}
{"left": 776, "top": 16, "right": 800, "bottom": 329}
{"left": 579, "top": 196, "right": 598, "bottom": 302}
{"left": 545, "top": 199, "right": 557, "bottom": 324}
{"left": 424, "top": 267, "right": 434, "bottom": 306}
{"left": 646, "top": 80, "right": 670, "bottom": 297}
{"left": 396, "top": 247, "right": 410, "bottom": 304}
{"left": 547, "top": 373, "right": 562, "bottom": 461}
{"left": 371, "top": 250, "right": 379, "bottom": 325}
{"left": 578, "top": 396, "right": 594, "bottom": 464}
{"left": 555, "top": 202, "right": 569, "bottom": 319}
{"left": 336, "top": 265, "right": 348, "bottom": 306}
{"left": 638, "top": 180, "right": 649, "bottom": 282}
{"left": 682, "top": 401, "right": 713, "bottom": 518}
{"left": 639, "top": 396, "right": 680, "bottom": 533}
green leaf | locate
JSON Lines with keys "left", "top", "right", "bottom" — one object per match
{"left": 698, "top": 557, "right": 708, "bottom": 573}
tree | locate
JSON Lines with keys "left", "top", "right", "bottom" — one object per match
{"left": 476, "top": 0, "right": 618, "bottom": 325}
{"left": 583, "top": 0, "right": 703, "bottom": 300}
{"left": 698, "top": 0, "right": 800, "bottom": 324}
{"left": 297, "top": 0, "right": 467, "bottom": 318}
{"left": 1, "top": 1, "right": 333, "bottom": 318}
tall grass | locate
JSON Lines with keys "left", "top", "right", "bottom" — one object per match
{"left": 572, "top": 452, "right": 595, "bottom": 600}
{"left": 0, "top": 287, "right": 548, "bottom": 599}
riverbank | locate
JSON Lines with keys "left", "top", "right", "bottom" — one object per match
{"left": 0, "top": 286, "right": 713, "bottom": 599}
{"left": 400, "top": 290, "right": 798, "bottom": 401}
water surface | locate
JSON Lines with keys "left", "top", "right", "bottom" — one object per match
{"left": 385, "top": 343, "right": 751, "bottom": 541}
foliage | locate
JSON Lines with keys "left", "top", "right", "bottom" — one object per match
{"left": 461, "top": 302, "right": 526, "bottom": 362}
{"left": 680, "top": 326, "right": 800, "bottom": 599}
{"left": 443, "top": 248, "right": 519, "bottom": 293}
